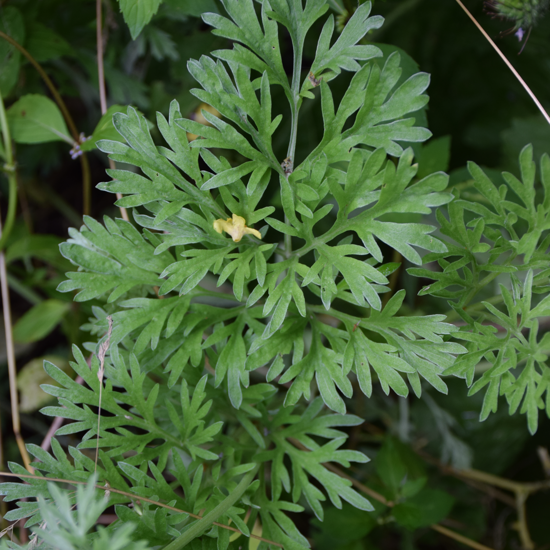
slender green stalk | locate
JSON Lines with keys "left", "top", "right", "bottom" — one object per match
{"left": 283, "top": 39, "right": 304, "bottom": 257}
{"left": 445, "top": 294, "right": 504, "bottom": 323}
{"left": 443, "top": 249, "right": 518, "bottom": 322}
{"left": 309, "top": 304, "right": 358, "bottom": 325}
{"left": 0, "top": 93, "right": 17, "bottom": 251}
{"left": 286, "top": 37, "right": 303, "bottom": 167}
{"left": 282, "top": 18, "right": 310, "bottom": 257}
{"left": 162, "top": 464, "right": 259, "bottom": 550}
{"left": 0, "top": 31, "right": 92, "bottom": 215}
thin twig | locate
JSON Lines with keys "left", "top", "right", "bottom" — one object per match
{"left": 431, "top": 524, "right": 495, "bottom": 550}
{"left": 96, "top": 0, "right": 129, "bottom": 222}
{"left": 418, "top": 448, "right": 550, "bottom": 549}
{"left": 0, "top": 31, "right": 91, "bottom": 216}
{"left": 0, "top": 216, "right": 33, "bottom": 474}
{"left": 454, "top": 0, "right": 550, "bottom": 126}
{"left": 446, "top": 466, "right": 550, "bottom": 495}
{"left": 0, "top": 472, "right": 283, "bottom": 547}
{"left": 515, "top": 491, "right": 534, "bottom": 550}
{"left": 419, "top": 448, "right": 548, "bottom": 549}
{"left": 95, "top": 316, "right": 112, "bottom": 471}
{"left": 417, "top": 450, "right": 516, "bottom": 506}
{"left": 450, "top": 467, "right": 547, "bottom": 550}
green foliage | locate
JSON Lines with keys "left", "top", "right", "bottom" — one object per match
{"left": 0, "top": 476, "right": 149, "bottom": 550}
{"left": 118, "top": 0, "right": 164, "bottom": 40}
{"left": 1, "top": 0, "right": 549, "bottom": 549}
{"left": 488, "top": 0, "right": 550, "bottom": 29}
{"left": 24, "top": 22, "right": 74, "bottom": 63}
{"left": 7, "top": 95, "right": 72, "bottom": 145}
{"left": 80, "top": 105, "right": 128, "bottom": 153}
{"left": 0, "top": 7, "right": 25, "bottom": 96}
{"left": 375, "top": 437, "right": 454, "bottom": 529}
{"left": 410, "top": 145, "right": 550, "bottom": 433}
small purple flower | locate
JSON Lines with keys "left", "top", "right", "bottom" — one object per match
{"left": 70, "top": 144, "right": 82, "bottom": 160}
{"left": 515, "top": 27, "right": 525, "bottom": 42}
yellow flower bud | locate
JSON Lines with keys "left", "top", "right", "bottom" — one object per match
{"left": 187, "top": 103, "right": 221, "bottom": 142}
{"left": 213, "top": 214, "right": 261, "bottom": 243}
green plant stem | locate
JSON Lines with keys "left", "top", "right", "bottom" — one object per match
{"left": 309, "top": 304, "right": 358, "bottom": 325}
{"left": 445, "top": 294, "right": 504, "bottom": 323}
{"left": 282, "top": 39, "right": 304, "bottom": 258}
{"left": 162, "top": 464, "right": 260, "bottom": 550}
{"left": 443, "top": 247, "right": 518, "bottom": 322}
{"left": 286, "top": 38, "right": 302, "bottom": 166}
{"left": 0, "top": 93, "right": 17, "bottom": 251}
{"left": 287, "top": 101, "right": 299, "bottom": 170}
{"left": 0, "top": 31, "right": 91, "bottom": 216}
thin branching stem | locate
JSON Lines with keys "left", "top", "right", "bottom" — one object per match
{"left": 430, "top": 524, "right": 495, "bottom": 550}
{"left": 286, "top": 40, "right": 303, "bottom": 166}
{"left": 420, "top": 448, "right": 549, "bottom": 550}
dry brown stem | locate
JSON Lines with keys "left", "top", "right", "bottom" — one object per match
{"left": 0, "top": 216, "right": 33, "bottom": 474}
